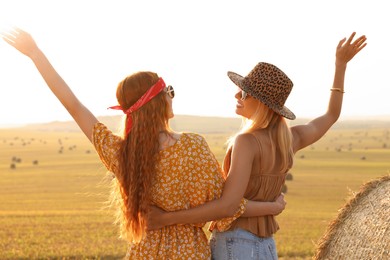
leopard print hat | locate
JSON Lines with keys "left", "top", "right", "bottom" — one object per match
{"left": 228, "top": 62, "right": 296, "bottom": 120}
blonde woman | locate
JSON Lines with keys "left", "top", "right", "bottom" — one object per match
{"left": 1, "top": 28, "right": 287, "bottom": 259}
{"left": 148, "top": 32, "right": 367, "bottom": 259}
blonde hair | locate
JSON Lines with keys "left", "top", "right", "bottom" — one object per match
{"left": 223, "top": 101, "right": 293, "bottom": 177}
{"left": 110, "top": 71, "right": 171, "bottom": 243}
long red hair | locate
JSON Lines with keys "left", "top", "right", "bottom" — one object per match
{"left": 111, "top": 71, "right": 170, "bottom": 242}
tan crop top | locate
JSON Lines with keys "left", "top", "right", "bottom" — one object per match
{"left": 227, "top": 131, "right": 292, "bottom": 237}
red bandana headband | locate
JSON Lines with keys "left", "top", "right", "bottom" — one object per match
{"left": 108, "top": 77, "right": 166, "bottom": 135}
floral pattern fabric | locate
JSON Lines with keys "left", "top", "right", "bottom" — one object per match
{"left": 92, "top": 122, "right": 246, "bottom": 259}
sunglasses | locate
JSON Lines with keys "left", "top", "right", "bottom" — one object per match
{"left": 165, "top": 85, "right": 175, "bottom": 99}
{"left": 241, "top": 90, "right": 248, "bottom": 101}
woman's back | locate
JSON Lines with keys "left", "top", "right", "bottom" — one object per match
{"left": 227, "top": 130, "right": 291, "bottom": 237}
{"left": 93, "top": 123, "right": 235, "bottom": 259}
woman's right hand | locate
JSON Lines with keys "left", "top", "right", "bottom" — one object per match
{"left": 1, "top": 27, "right": 39, "bottom": 58}
{"left": 1, "top": 27, "right": 98, "bottom": 142}
{"left": 147, "top": 205, "right": 171, "bottom": 231}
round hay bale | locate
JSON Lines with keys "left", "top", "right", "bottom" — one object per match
{"left": 314, "top": 174, "right": 390, "bottom": 260}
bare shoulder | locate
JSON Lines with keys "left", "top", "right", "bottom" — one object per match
{"left": 235, "top": 132, "right": 256, "bottom": 142}
{"left": 230, "top": 133, "right": 258, "bottom": 162}
{"left": 234, "top": 133, "right": 258, "bottom": 152}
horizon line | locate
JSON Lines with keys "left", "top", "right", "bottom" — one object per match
{"left": 1, "top": 113, "right": 390, "bottom": 129}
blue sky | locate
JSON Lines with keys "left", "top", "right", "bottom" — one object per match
{"left": 0, "top": 0, "right": 389, "bottom": 127}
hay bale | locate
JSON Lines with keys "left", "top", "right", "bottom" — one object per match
{"left": 314, "top": 174, "right": 390, "bottom": 259}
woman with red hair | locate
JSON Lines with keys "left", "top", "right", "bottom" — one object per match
{"left": 1, "top": 28, "right": 285, "bottom": 259}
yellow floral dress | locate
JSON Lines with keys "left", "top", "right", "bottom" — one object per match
{"left": 92, "top": 122, "right": 246, "bottom": 259}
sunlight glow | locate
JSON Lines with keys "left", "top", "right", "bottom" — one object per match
{"left": 0, "top": 0, "right": 389, "bottom": 127}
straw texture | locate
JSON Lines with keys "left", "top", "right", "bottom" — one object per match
{"left": 314, "top": 174, "right": 390, "bottom": 260}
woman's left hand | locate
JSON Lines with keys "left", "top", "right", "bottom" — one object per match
{"left": 336, "top": 32, "right": 367, "bottom": 67}
{"left": 273, "top": 193, "right": 287, "bottom": 215}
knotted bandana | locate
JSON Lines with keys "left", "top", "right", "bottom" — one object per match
{"left": 108, "top": 77, "right": 166, "bottom": 135}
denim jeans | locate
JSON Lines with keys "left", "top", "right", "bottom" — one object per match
{"left": 210, "top": 228, "right": 278, "bottom": 260}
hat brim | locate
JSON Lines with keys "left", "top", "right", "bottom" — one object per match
{"left": 227, "top": 71, "right": 296, "bottom": 120}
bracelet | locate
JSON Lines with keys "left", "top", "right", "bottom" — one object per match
{"left": 330, "top": 88, "right": 345, "bottom": 93}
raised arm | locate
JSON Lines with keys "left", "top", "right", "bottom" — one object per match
{"left": 147, "top": 134, "right": 286, "bottom": 230}
{"left": 1, "top": 28, "right": 98, "bottom": 142}
{"left": 292, "top": 32, "right": 367, "bottom": 152}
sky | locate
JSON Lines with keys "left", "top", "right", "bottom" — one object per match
{"left": 0, "top": 0, "right": 389, "bottom": 127}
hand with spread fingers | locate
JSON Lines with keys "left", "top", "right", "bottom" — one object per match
{"left": 336, "top": 32, "right": 367, "bottom": 66}
{"left": 1, "top": 27, "right": 39, "bottom": 58}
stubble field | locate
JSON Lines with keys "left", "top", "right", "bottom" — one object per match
{"left": 1, "top": 116, "right": 389, "bottom": 259}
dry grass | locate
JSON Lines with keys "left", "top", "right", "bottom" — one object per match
{"left": 1, "top": 121, "right": 390, "bottom": 259}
